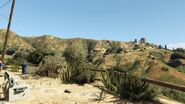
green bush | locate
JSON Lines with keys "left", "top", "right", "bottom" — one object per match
{"left": 27, "top": 50, "right": 55, "bottom": 65}
{"left": 7, "top": 51, "right": 28, "bottom": 66}
{"left": 106, "top": 46, "right": 123, "bottom": 54}
{"left": 97, "top": 70, "right": 123, "bottom": 95}
{"left": 6, "top": 48, "right": 16, "bottom": 55}
{"left": 59, "top": 65, "right": 72, "bottom": 84}
{"left": 119, "top": 75, "right": 156, "bottom": 101}
{"left": 97, "top": 62, "right": 157, "bottom": 101}
{"left": 70, "top": 63, "right": 96, "bottom": 84}
{"left": 171, "top": 52, "right": 185, "bottom": 60}
{"left": 175, "top": 48, "right": 185, "bottom": 53}
{"left": 63, "top": 43, "right": 96, "bottom": 85}
{"left": 38, "top": 56, "right": 68, "bottom": 78}
{"left": 168, "top": 59, "right": 182, "bottom": 67}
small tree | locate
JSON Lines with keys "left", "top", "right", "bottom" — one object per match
{"left": 27, "top": 50, "right": 55, "bottom": 65}
{"left": 140, "top": 37, "right": 146, "bottom": 43}
{"left": 6, "top": 48, "right": 16, "bottom": 55}
{"left": 165, "top": 45, "right": 168, "bottom": 50}
{"left": 158, "top": 45, "right": 162, "bottom": 49}
{"left": 9, "top": 51, "right": 28, "bottom": 65}
{"left": 97, "top": 61, "right": 157, "bottom": 101}
{"left": 134, "top": 39, "right": 137, "bottom": 43}
{"left": 38, "top": 56, "right": 69, "bottom": 78}
{"left": 168, "top": 59, "right": 182, "bottom": 67}
{"left": 175, "top": 48, "right": 185, "bottom": 53}
{"left": 63, "top": 43, "right": 96, "bottom": 85}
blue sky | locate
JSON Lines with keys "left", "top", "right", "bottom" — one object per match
{"left": 0, "top": 0, "right": 185, "bottom": 48}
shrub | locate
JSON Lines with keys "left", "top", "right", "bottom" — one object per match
{"left": 6, "top": 48, "right": 16, "bottom": 55}
{"left": 63, "top": 43, "right": 96, "bottom": 85}
{"left": 97, "top": 70, "right": 123, "bottom": 95}
{"left": 170, "top": 52, "right": 185, "bottom": 60}
{"left": 86, "top": 40, "right": 96, "bottom": 53}
{"left": 38, "top": 56, "right": 68, "bottom": 78}
{"left": 64, "top": 43, "right": 88, "bottom": 64}
{"left": 119, "top": 75, "right": 156, "bottom": 101}
{"left": 7, "top": 51, "right": 28, "bottom": 66}
{"left": 133, "top": 44, "right": 140, "bottom": 50}
{"left": 86, "top": 40, "right": 97, "bottom": 61}
{"left": 27, "top": 50, "right": 55, "bottom": 65}
{"left": 59, "top": 65, "right": 72, "bottom": 84}
{"left": 161, "top": 67, "right": 169, "bottom": 71}
{"left": 168, "top": 59, "right": 182, "bottom": 67}
{"left": 106, "top": 46, "right": 123, "bottom": 54}
{"left": 97, "top": 62, "right": 157, "bottom": 101}
{"left": 70, "top": 63, "right": 96, "bottom": 85}
{"left": 175, "top": 48, "right": 185, "bottom": 53}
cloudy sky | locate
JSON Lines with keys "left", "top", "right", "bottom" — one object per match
{"left": 0, "top": 0, "right": 185, "bottom": 49}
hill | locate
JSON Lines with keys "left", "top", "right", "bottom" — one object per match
{"left": 0, "top": 29, "right": 32, "bottom": 50}
{"left": 1, "top": 29, "right": 185, "bottom": 103}
{"left": 0, "top": 29, "right": 185, "bottom": 85}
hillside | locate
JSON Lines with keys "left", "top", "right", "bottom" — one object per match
{"left": 1, "top": 29, "right": 185, "bottom": 103}
{"left": 0, "top": 29, "right": 33, "bottom": 51}
{"left": 0, "top": 29, "right": 185, "bottom": 85}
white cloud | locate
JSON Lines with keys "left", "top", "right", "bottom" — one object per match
{"left": 168, "top": 43, "right": 185, "bottom": 49}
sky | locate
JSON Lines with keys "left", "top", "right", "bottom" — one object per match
{"left": 0, "top": 0, "right": 185, "bottom": 49}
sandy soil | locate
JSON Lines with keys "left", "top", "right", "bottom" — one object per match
{"left": 0, "top": 71, "right": 183, "bottom": 104}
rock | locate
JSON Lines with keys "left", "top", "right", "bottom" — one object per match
{"left": 64, "top": 89, "right": 71, "bottom": 93}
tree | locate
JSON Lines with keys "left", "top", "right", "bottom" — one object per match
{"left": 64, "top": 43, "right": 88, "bottom": 64}
{"left": 165, "top": 45, "right": 168, "bottom": 50}
{"left": 63, "top": 43, "right": 96, "bottom": 85}
{"left": 175, "top": 48, "right": 185, "bottom": 53}
{"left": 140, "top": 37, "right": 146, "bottom": 43}
{"left": 170, "top": 52, "right": 185, "bottom": 60}
{"left": 158, "top": 45, "right": 162, "bottom": 49}
{"left": 168, "top": 59, "right": 182, "bottom": 67}
{"left": 134, "top": 39, "right": 137, "bottom": 43}
{"left": 27, "top": 49, "right": 55, "bottom": 65}
{"left": 106, "top": 45, "right": 123, "bottom": 54}
{"left": 6, "top": 48, "right": 16, "bottom": 55}
{"left": 7, "top": 51, "right": 28, "bottom": 65}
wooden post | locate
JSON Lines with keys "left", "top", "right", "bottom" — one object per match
{"left": 1, "top": 0, "right": 16, "bottom": 62}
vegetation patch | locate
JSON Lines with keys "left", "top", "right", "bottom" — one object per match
{"left": 97, "top": 61, "right": 157, "bottom": 102}
{"left": 160, "top": 88, "right": 185, "bottom": 103}
{"left": 159, "top": 74, "right": 185, "bottom": 85}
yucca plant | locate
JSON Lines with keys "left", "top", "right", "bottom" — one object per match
{"left": 97, "top": 60, "right": 157, "bottom": 102}
{"left": 97, "top": 70, "right": 123, "bottom": 95}
{"left": 59, "top": 65, "right": 72, "bottom": 84}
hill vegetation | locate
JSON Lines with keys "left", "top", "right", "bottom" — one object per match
{"left": 0, "top": 29, "right": 185, "bottom": 103}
